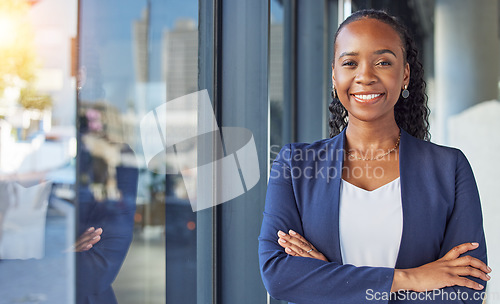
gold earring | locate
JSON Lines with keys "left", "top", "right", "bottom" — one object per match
{"left": 332, "top": 86, "right": 337, "bottom": 99}
{"left": 402, "top": 85, "right": 409, "bottom": 99}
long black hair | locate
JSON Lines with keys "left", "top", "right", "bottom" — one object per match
{"left": 329, "top": 9, "right": 430, "bottom": 140}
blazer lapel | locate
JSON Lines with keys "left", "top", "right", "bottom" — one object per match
{"left": 324, "top": 128, "right": 346, "bottom": 264}
{"left": 395, "top": 129, "right": 427, "bottom": 268}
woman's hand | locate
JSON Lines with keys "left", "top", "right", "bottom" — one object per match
{"left": 73, "top": 227, "right": 103, "bottom": 252}
{"left": 277, "top": 230, "right": 329, "bottom": 262}
{"left": 392, "top": 242, "right": 492, "bottom": 292}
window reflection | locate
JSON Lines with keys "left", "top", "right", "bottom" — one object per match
{"left": 79, "top": 0, "right": 198, "bottom": 303}
{"left": 0, "top": 0, "right": 77, "bottom": 303}
{"left": 0, "top": 0, "right": 199, "bottom": 303}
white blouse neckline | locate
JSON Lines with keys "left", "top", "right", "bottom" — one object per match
{"left": 341, "top": 176, "right": 400, "bottom": 193}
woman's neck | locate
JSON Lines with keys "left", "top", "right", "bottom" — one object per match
{"left": 345, "top": 119, "right": 400, "bottom": 151}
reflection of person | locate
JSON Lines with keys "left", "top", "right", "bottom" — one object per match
{"left": 76, "top": 41, "right": 137, "bottom": 303}
{"left": 76, "top": 142, "right": 137, "bottom": 304}
{"left": 259, "top": 10, "right": 490, "bottom": 304}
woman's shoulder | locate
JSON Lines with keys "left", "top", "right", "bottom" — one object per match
{"left": 402, "top": 129, "right": 468, "bottom": 165}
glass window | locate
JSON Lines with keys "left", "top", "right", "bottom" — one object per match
{"left": 0, "top": 0, "right": 199, "bottom": 303}
{"left": 78, "top": 0, "right": 198, "bottom": 303}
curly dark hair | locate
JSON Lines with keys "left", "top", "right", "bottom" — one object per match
{"left": 329, "top": 9, "right": 430, "bottom": 140}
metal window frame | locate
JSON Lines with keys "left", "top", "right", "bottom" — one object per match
{"left": 198, "top": 0, "right": 270, "bottom": 303}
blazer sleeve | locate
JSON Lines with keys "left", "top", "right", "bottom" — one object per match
{"left": 432, "top": 149, "right": 488, "bottom": 304}
{"left": 258, "top": 145, "right": 395, "bottom": 304}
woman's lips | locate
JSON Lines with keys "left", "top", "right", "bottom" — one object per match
{"left": 351, "top": 93, "right": 384, "bottom": 104}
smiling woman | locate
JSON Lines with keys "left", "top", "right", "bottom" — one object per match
{"left": 259, "top": 9, "right": 489, "bottom": 304}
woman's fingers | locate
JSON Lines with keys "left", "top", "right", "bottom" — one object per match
{"left": 77, "top": 228, "right": 102, "bottom": 245}
{"left": 74, "top": 227, "right": 95, "bottom": 246}
{"left": 75, "top": 242, "right": 93, "bottom": 251}
{"left": 442, "top": 242, "right": 479, "bottom": 260}
{"left": 284, "top": 247, "right": 299, "bottom": 256}
{"left": 74, "top": 227, "right": 103, "bottom": 252}
{"left": 278, "top": 230, "right": 312, "bottom": 253}
{"left": 276, "top": 237, "right": 295, "bottom": 254}
{"left": 278, "top": 236, "right": 314, "bottom": 256}
{"left": 75, "top": 235, "right": 101, "bottom": 252}
{"left": 405, "top": 243, "right": 492, "bottom": 292}
{"left": 289, "top": 229, "right": 318, "bottom": 251}
{"left": 454, "top": 266, "right": 491, "bottom": 282}
{"left": 451, "top": 255, "right": 492, "bottom": 274}
{"left": 441, "top": 242, "right": 492, "bottom": 274}
{"left": 451, "top": 276, "right": 485, "bottom": 290}
{"left": 277, "top": 230, "right": 329, "bottom": 261}
{"left": 441, "top": 242, "right": 492, "bottom": 279}
{"left": 88, "top": 234, "right": 101, "bottom": 246}
{"left": 276, "top": 233, "right": 303, "bottom": 257}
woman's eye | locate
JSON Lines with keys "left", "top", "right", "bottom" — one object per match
{"left": 342, "top": 61, "right": 356, "bottom": 67}
{"left": 377, "top": 61, "right": 391, "bottom": 66}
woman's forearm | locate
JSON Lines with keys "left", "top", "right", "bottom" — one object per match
{"left": 391, "top": 243, "right": 490, "bottom": 293}
{"left": 391, "top": 269, "right": 412, "bottom": 292}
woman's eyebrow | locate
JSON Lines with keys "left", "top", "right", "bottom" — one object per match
{"left": 374, "top": 49, "right": 397, "bottom": 57}
{"left": 338, "top": 51, "right": 358, "bottom": 59}
{"left": 338, "top": 49, "right": 397, "bottom": 59}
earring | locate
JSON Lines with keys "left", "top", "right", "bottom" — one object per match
{"left": 402, "top": 85, "right": 409, "bottom": 99}
{"left": 332, "top": 86, "right": 337, "bottom": 99}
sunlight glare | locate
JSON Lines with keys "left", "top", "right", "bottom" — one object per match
{"left": 0, "top": 15, "right": 17, "bottom": 47}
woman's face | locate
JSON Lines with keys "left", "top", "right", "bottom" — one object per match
{"left": 332, "top": 18, "right": 410, "bottom": 124}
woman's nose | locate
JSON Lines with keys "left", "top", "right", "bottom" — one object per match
{"left": 355, "top": 64, "right": 377, "bottom": 85}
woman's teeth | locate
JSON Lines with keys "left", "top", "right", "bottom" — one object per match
{"left": 353, "top": 94, "right": 382, "bottom": 100}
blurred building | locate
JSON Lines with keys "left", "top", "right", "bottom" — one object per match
{"left": 163, "top": 19, "right": 198, "bottom": 102}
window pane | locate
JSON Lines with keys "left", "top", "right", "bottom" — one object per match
{"left": 78, "top": 0, "right": 198, "bottom": 303}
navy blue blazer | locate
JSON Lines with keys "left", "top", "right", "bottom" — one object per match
{"left": 259, "top": 128, "right": 487, "bottom": 304}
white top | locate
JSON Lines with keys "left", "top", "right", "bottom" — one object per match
{"left": 339, "top": 177, "right": 403, "bottom": 268}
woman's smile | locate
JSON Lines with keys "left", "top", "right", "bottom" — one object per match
{"left": 351, "top": 92, "right": 385, "bottom": 104}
